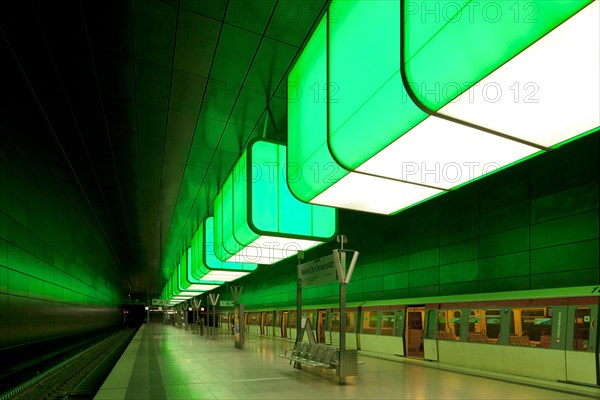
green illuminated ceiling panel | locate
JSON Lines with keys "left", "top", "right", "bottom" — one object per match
{"left": 430, "top": 0, "right": 599, "bottom": 147}
{"left": 178, "top": 247, "right": 219, "bottom": 292}
{"left": 287, "top": 0, "right": 599, "bottom": 215}
{"left": 191, "top": 216, "right": 257, "bottom": 282}
{"left": 287, "top": 16, "right": 348, "bottom": 202}
{"left": 214, "top": 139, "right": 337, "bottom": 264}
{"left": 406, "top": 1, "right": 589, "bottom": 110}
{"left": 328, "top": 1, "right": 427, "bottom": 169}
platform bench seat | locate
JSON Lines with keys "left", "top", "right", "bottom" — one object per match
{"left": 279, "top": 343, "right": 338, "bottom": 369}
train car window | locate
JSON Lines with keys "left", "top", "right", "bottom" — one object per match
{"left": 331, "top": 312, "right": 340, "bottom": 332}
{"left": 468, "top": 309, "right": 499, "bottom": 344}
{"left": 437, "top": 310, "right": 461, "bottom": 340}
{"left": 275, "top": 312, "right": 281, "bottom": 326}
{"left": 362, "top": 311, "right": 378, "bottom": 334}
{"left": 509, "top": 307, "right": 552, "bottom": 347}
{"left": 266, "top": 312, "right": 274, "bottom": 325}
{"left": 330, "top": 312, "right": 356, "bottom": 333}
{"left": 289, "top": 311, "right": 297, "bottom": 328}
{"left": 395, "top": 310, "right": 405, "bottom": 337}
{"left": 303, "top": 311, "right": 315, "bottom": 327}
{"left": 573, "top": 307, "right": 591, "bottom": 351}
{"left": 381, "top": 312, "right": 395, "bottom": 336}
{"left": 347, "top": 311, "right": 356, "bottom": 333}
{"left": 486, "top": 310, "right": 501, "bottom": 342}
{"left": 248, "top": 313, "right": 259, "bottom": 325}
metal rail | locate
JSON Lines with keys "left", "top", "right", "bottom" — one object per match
{"left": 1, "top": 328, "right": 135, "bottom": 400}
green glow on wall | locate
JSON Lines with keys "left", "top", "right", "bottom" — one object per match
{"left": 287, "top": 0, "right": 599, "bottom": 215}
{"left": 214, "top": 139, "right": 337, "bottom": 264}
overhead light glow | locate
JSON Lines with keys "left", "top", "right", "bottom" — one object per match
{"left": 213, "top": 139, "right": 337, "bottom": 264}
{"left": 287, "top": 0, "right": 599, "bottom": 215}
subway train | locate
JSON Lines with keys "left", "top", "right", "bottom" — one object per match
{"left": 220, "top": 285, "right": 599, "bottom": 387}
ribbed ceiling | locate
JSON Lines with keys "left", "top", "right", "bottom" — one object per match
{"left": 0, "top": 0, "right": 329, "bottom": 297}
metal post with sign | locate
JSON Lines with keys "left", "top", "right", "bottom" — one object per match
{"left": 208, "top": 293, "right": 219, "bottom": 339}
{"left": 295, "top": 252, "right": 304, "bottom": 369}
{"left": 332, "top": 235, "right": 359, "bottom": 385}
{"left": 191, "top": 298, "right": 202, "bottom": 334}
{"left": 296, "top": 237, "right": 359, "bottom": 384}
{"left": 231, "top": 286, "right": 244, "bottom": 349}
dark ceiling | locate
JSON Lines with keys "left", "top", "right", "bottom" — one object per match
{"left": 0, "top": 0, "right": 329, "bottom": 297}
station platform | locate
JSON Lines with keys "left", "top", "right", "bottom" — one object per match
{"left": 95, "top": 323, "right": 599, "bottom": 400}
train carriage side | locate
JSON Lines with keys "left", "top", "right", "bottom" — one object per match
{"left": 360, "top": 286, "right": 599, "bottom": 386}
{"left": 246, "top": 286, "right": 598, "bottom": 386}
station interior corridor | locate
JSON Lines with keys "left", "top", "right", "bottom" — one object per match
{"left": 95, "top": 323, "right": 600, "bottom": 400}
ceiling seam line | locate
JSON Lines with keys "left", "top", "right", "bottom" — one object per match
{"left": 0, "top": 124, "right": 132, "bottom": 291}
{"left": 189, "top": 0, "right": 332, "bottom": 264}
{"left": 80, "top": 0, "right": 136, "bottom": 250}
{"left": 129, "top": 0, "right": 147, "bottom": 294}
{"left": 0, "top": 24, "right": 132, "bottom": 288}
{"left": 163, "top": 0, "right": 283, "bottom": 273}
{"left": 159, "top": 0, "right": 231, "bottom": 279}
{"left": 127, "top": 0, "right": 148, "bottom": 292}
{"left": 30, "top": 1, "right": 126, "bottom": 258}
{"left": 155, "top": 0, "right": 183, "bottom": 279}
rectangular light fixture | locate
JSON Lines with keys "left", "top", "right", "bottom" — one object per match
{"left": 213, "top": 139, "right": 337, "bottom": 264}
{"left": 162, "top": 215, "right": 259, "bottom": 300}
{"left": 191, "top": 217, "right": 257, "bottom": 282}
{"left": 287, "top": 0, "right": 599, "bottom": 215}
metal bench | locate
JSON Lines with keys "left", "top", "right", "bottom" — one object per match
{"left": 280, "top": 343, "right": 338, "bottom": 369}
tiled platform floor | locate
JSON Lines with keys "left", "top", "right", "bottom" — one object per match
{"left": 95, "top": 323, "right": 599, "bottom": 400}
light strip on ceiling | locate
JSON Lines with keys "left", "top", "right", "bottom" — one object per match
{"left": 438, "top": 0, "right": 600, "bottom": 146}
{"left": 287, "top": 0, "right": 598, "bottom": 215}
{"left": 213, "top": 139, "right": 337, "bottom": 265}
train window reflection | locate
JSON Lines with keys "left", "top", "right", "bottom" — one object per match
{"left": 289, "top": 311, "right": 296, "bottom": 328}
{"left": 362, "top": 311, "right": 378, "bottom": 334}
{"left": 468, "top": 309, "right": 500, "bottom": 343}
{"left": 509, "top": 307, "right": 552, "bottom": 347}
{"left": 437, "top": 310, "right": 461, "bottom": 340}
{"left": 395, "top": 310, "right": 404, "bottom": 337}
{"left": 248, "top": 313, "right": 259, "bottom": 325}
{"left": 330, "top": 312, "right": 355, "bottom": 333}
{"left": 381, "top": 312, "right": 395, "bottom": 336}
{"left": 574, "top": 307, "right": 591, "bottom": 351}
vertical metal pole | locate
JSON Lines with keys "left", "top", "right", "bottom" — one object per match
{"left": 296, "top": 278, "right": 302, "bottom": 344}
{"left": 192, "top": 301, "right": 196, "bottom": 332}
{"left": 296, "top": 251, "right": 304, "bottom": 344}
{"left": 295, "top": 251, "right": 304, "bottom": 369}
{"left": 339, "top": 244, "right": 347, "bottom": 384}
{"left": 212, "top": 302, "right": 216, "bottom": 338}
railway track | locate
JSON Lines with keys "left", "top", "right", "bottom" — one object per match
{"left": 1, "top": 328, "right": 136, "bottom": 400}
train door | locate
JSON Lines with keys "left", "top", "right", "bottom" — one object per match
{"left": 282, "top": 311, "right": 288, "bottom": 338}
{"left": 565, "top": 302, "right": 598, "bottom": 385}
{"left": 423, "top": 307, "right": 439, "bottom": 361}
{"left": 260, "top": 312, "right": 265, "bottom": 335}
{"left": 274, "top": 312, "right": 281, "bottom": 338}
{"left": 395, "top": 308, "right": 406, "bottom": 356}
{"left": 317, "top": 309, "right": 327, "bottom": 343}
{"left": 406, "top": 306, "right": 425, "bottom": 358}
{"left": 265, "top": 312, "right": 273, "bottom": 336}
